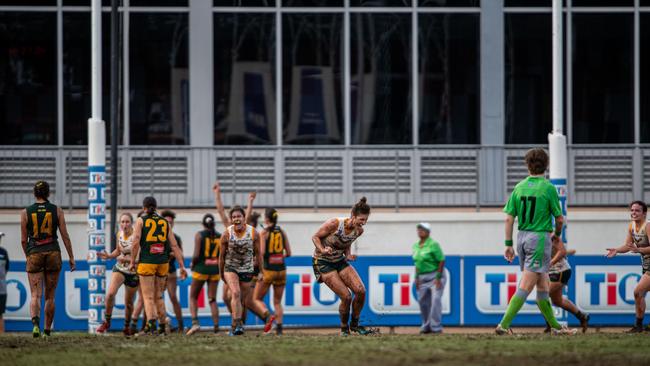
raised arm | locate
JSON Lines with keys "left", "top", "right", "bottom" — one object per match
{"left": 57, "top": 207, "right": 76, "bottom": 271}
{"left": 212, "top": 182, "right": 231, "bottom": 228}
{"left": 312, "top": 218, "right": 339, "bottom": 255}
{"left": 245, "top": 191, "right": 256, "bottom": 225}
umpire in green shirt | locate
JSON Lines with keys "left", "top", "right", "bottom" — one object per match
{"left": 412, "top": 223, "right": 446, "bottom": 334}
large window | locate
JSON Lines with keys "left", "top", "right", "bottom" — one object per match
{"left": 419, "top": 13, "right": 479, "bottom": 145}
{"left": 0, "top": 12, "right": 57, "bottom": 145}
{"left": 351, "top": 13, "right": 411, "bottom": 144}
{"left": 641, "top": 13, "right": 650, "bottom": 143}
{"left": 283, "top": 13, "right": 343, "bottom": 145}
{"left": 62, "top": 13, "right": 116, "bottom": 145}
{"left": 213, "top": 13, "right": 276, "bottom": 145}
{"left": 504, "top": 13, "right": 552, "bottom": 144}
{"left": 572, "top": 14, "right": 633, "bottom": 144}
{"left": 130, "top": 13, "right": 189, "bottom": 145}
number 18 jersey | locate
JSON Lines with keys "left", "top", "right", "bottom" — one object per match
{"left": 503, "top": 176, "right": 562, "bottom": 233}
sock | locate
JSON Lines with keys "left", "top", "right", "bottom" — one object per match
{"left": 261, "top": 310, "right": 270, "bottom": 322}
{"left": 276, "top": 324, "right": 283, "bottom": 334}
{"left": 192, "top": 318, "right": 199, "bottom": 326}
{"left": 536, "top": 291, "right": 562, "bottom": 330}
{"left": 499, "top": 289, "right": 529, "bottom": 329}
{"left": 350, "top": 316, "right": 360, "bottom": 329}
{"left": 159, "top": 322, "right": 166, "bottom": 333}
{"left": 636, "top": 317, "right": 644, "bottom": 328}
{"left": 340, "top": 312, "right": 350, "bottom": 329}
{"left": 214, "top": 325, "right": 219, "bottom": 333}
{"left": 44, "top": 329, "right": 51, "bottom": 336}
{"left": 32, "top": 316, "right": 40, "bottom": 327}
{"left": 105, "top": 314, "right": 112, "bottom": 324}
{"left": 147, "top": 319, "right": 157, "bottom": 332}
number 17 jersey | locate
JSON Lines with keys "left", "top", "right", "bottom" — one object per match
{"left": 503, "top": 176, "right": 562, "bottom": 233}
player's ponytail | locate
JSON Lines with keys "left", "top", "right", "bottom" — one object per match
{"left": 351, "top": 196, "right": 370, "bottom": 217}
{"left": 202, "top": 213, "right": 216, "bottom": 235}
{"left": 142, "top": 196, "right": 157, "bottom": 215}
{"left": 265, "top": 207, "right": 278, "bottom": 229}
{"left": 33, "top": 180, "right": 50, "bottom": 200}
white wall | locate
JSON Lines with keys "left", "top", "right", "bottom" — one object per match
{"left": 0, "top": 209, "right": 631, "bottom": 261}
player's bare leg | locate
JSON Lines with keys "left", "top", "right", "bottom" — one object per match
{"left": 43, "top": 270, "right": 60, "bottom": 337}
{"left": 123, "top": 286, "right": 137, "bottom": 335}
{"left": 321, "top": 271, "right": 353, "bottom": 335}
{"left": 154, "top": 275, "right": 168, "bottom": 334}
{"left": 224, "top": 272, "right": 244, "bottom": 334}
{"left": 97, "top": 272, "right": 125, "bottom": 333}
{"left": 207, "top": 280, "right": 220, "bottom": 333}
{"left": 339, "top": 266, "right": 370, "bottom": 335}
{"left": 166, "top": 274, "right": 184, "bottom": 332}
{"left": 549, "top": 281, "right": 589, "bottom": 333}
{"left": 628, "top": 273, "right": 650, "bottom": 333}
{"left": 272, "top": 283, "right": 285, "bottom": 334}
{"left": 187, "top": 279, "right": 205, "bottom": 335}
{"left": 27, "top": 272, "right": 44, "bottom": 337}
{"left": 139, "top": 275, "right": 158, "bottom": 334}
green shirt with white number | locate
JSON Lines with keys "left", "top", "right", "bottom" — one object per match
{"left": 503, "top": 176, "right": 562, "bottom": 233}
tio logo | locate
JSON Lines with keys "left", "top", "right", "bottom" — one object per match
{"left": 475, "top": 266, "right": 538, "bottom": 314}
{"left": 368, "top": 266, "right": 450, "bottom": 315}
{"left": 271, "top": 267, "right": 339, "bottom": 314}
{"left": 576, "top": 266, "right": 650, "bottom": 312}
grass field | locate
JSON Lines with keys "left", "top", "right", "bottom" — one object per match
{"left": 2, "top": 329, "right": 650, "bottom": 366}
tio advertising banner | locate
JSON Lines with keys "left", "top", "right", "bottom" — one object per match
{"left": 4, "top": 255, "right": 648, "bottom": 331}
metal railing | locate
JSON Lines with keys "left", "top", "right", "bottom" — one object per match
{"left": 0, "top": 145, "right": 648, "bottom": 209}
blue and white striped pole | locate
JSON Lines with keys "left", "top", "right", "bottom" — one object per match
{"left": 87, "top": 0, "right": 106, "bottom": 334}
{"left": 549, "top": 0, "right": 568, "bottom": 324}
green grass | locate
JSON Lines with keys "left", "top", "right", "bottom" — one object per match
{"left": 1, "top": 331, "right": 650, "bottom": 366}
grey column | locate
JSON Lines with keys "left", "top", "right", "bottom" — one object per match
{"left": 189, "top": 0, "right": 214, "bottom": 205}
{"left": 479, "top": 0, "right": 506, "bottom": 205}
{"left": 189, "top": 0, "right": 213, "bottom": 147}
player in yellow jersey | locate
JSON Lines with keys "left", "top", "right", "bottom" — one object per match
{"left": 253, "top": 208, "right": 292, "bottom": 335}
{"left": 186, "top": 214, "right": 222, "bottom": 335}
{"left": 20, "top": 181, "right": 75, "bottom": 338}
{"left": 129, "top": 197, "right": 187, "bottom": 335}
{"left": 606, "top": 200, "right": 650, "bottom": 333}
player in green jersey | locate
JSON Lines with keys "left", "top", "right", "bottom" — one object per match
{"left": 20, "top": 181, "right": 75, "bottom": 338}
{"left": 496, "top": 148, "right": 577, "bottom": 335}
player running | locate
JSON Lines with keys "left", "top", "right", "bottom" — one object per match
{"left": 96, "top": 212, "right": 139, "bottom": 336}
{"left": 219, "top": 206, "right": 275, "bottom": 336}
{"left": 606, "top": 200, "right": 650, "bottom": 333}
{"left": 312, "top": 197, "right": 371, "bottom": 336}
{"left": 253, "top": 208, "right": 292, "bottom": 335}
{"left": 20, "top": 181, "right": 76, "bottom": 338}
{"left": 161, "top": 210, "right": 184, "bottom": 333}
{"left": 495, "top": 148, "right": 576, "bottom": 335}
{"left": 186, "top": 214, "right": 222, "bottom": 335}
{"left": 545, "top": 240, "right": 590, "bottom": 333}
{"left": 129, "top": 196, "right": 187, "bottom": 335}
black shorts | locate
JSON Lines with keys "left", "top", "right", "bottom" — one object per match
{"left": 113, "top": 265, "right": 139, "bottom": 288}
{"left": 549, "top": 269, "right": 571, "bottom": 285}
{"left": 225, "top": 269, "right": 255, "bottom": 283}
{"left": 312, "top": 257, "right": 349, "bottom": 283}
{"left": 0, "top": 294, "right": 6, "bottom": 316}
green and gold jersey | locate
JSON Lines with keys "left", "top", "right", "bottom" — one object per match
{"left": 25, "top": 201, "right": 60, "bottom": 255}
{"left": 263, "top": 225, "right": 287, "bottom": 271}
{"left": 139, "top": 212, "right": 171, "bottom": 264}
{"left": 503, "top": 176, "right": 562, "bottom": 233}
{"left": 193, "top": 229, "right": 221, "bottom": 275}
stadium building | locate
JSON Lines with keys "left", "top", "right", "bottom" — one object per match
{"left": 0, "top": 0, "right": 648, "bottom": 209}
{"left": 0, "top": 0, "right": 649, "bottom": 331}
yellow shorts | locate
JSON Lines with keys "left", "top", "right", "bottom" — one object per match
{"left": 262, "top": 269, "right": 286, "bottom": 286}
{"left": 192, "top": 272, "right": 221, "bottom": 282}
{"left": 137, "top": 263, "right": 169, "bottom": 277}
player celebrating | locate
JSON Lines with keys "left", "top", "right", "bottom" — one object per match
{"left": 253, "top": 208, "right": 292, "bottom": 335}
{"left": 20, "top": 181, "right": 76, "bottom": 338}
{"left": 545, "top": 240, "right": 590, "bottom": 333}
{"left": 161, "top": 210, "right": 184, "bottom": 333}
{"left": 219, "top": 206, "right": 275, "bottom": 336}
{"left": 312, "top": 197, "right": 371, "bottom": 336}
{"left": 129, "top": 196, "right": 187, "bottom": 335}
{"left": 606, "top": 200, "right": 650, "bottom": 333}
{"left": 96, "top": 213, "right": 139, "bottom": 336}
{"left": 496, "top": 148, "right": 576, "bottom": 335}
{"left": 186, "top": 214, "right": 222, "bottom": 335}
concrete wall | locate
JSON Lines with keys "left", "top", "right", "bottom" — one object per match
{"left": 0, "top": 208, "right": 631, "bottom": 261}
